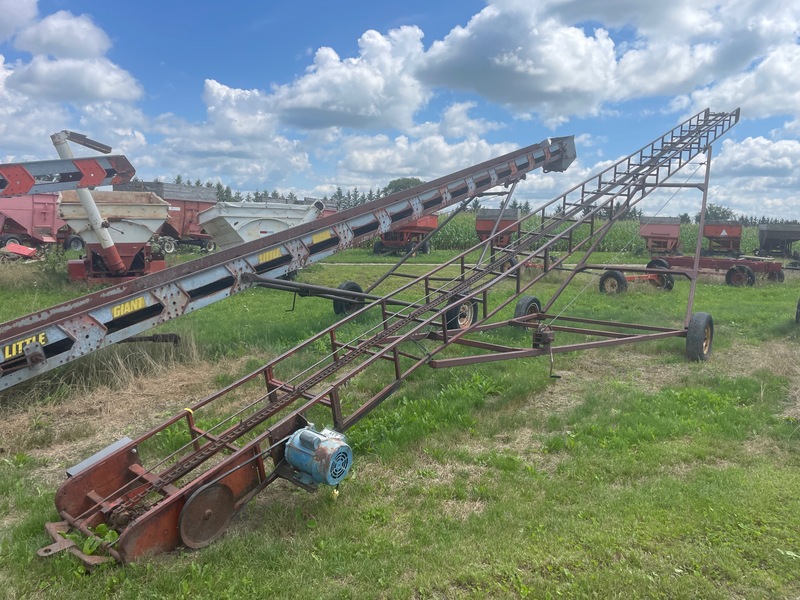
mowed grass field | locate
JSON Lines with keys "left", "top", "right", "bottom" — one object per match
{"left": 1, "top": 249, "right": 800, "bottom": 599}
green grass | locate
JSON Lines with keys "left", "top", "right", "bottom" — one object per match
{"left": 2, "top": 249, "right": 800, "bottom": 598}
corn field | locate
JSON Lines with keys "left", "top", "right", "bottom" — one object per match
{"left": 432, "top": 213, "right": 760, "bottom": 254}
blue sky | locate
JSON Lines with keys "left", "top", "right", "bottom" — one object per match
{"left": 1, "top": 0, "right": 799, "bottom": 219}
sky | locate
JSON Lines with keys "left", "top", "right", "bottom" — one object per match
{"left": 1, "top": 0, "right": 799, "bottom": 219}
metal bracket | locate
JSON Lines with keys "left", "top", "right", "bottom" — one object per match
{"left": 37, "top": 521, "right": 112, "bottom": 569}
{"left": 23, "top": 341, "right": 47, "bottom": 368}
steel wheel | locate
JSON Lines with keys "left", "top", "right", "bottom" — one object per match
{"left": 686, "top": 312, "right": 714, "bottom": 361}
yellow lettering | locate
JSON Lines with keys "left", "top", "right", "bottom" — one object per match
{"left": 258, "top": 248, "right": 281, "bottom": 264}
{"left": 311, "top": 231, "right": 332, "bottom": 244}
{"left": 111, "top": 297, "right": 147, "bottom": 319}
{"left": 2, "top": 331, "right": 48, "bottom": 362}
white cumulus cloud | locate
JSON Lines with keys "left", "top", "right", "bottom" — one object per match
{"left": 14, "top": 10, "right": 111, "bottom": 58}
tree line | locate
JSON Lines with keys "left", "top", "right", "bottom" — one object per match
{"left": 156, "top": 175, "right": 798, "bottom": 225}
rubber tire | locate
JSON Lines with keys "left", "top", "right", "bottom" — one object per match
{"left": 2, "top": 236, "right": 21, "bottom": 247}
{"left": 725, "top": 265, "right": 755, "bottom": 287}
{"left": 64, "top": 235, "right": 84, "bottom": 252}
{"left": 405, "top": 241, "right": 417, "bottom": 257}
{"left": 646, "top": 258, "right": 670, "bottom": 270}
{"left": 599, "top": 270, "right": 628, "bottom": 294}
{"left": 162, "top": 238, "right": 178, "bottom": 254}
{"left": 686, "top": 312, "right": 714, "bottom": 361}
{"left": 650, "top": 272, "right": 675, "bottom": 291}
{"left": 767, "top": 270, "right": 785, "bottom": 283}
{"left": 333, "top": 280, "right": 364, "bottom": 315}
{"left": 796, "top": 298, "right": 800, "bottom": 324}
{"left": 513, "top": 296, "right": 541, "bottom": 327}
{"left": 373, "top": 240, "right": 385, "bottom": 255}
{"left": 501, "top": 257, "right": 518, "bottom": 273}
{"left": 421, "top": 240, "right": 431, "bottom": 254}
{"left": 204, "top": 240, "right": 217, "bottom": 252}
{"left": 445, "top": 295, "right": 478, "bottom": 330}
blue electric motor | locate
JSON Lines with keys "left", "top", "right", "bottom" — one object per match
{"left": 284, "top": 425, "right": 352, "bottom": 486}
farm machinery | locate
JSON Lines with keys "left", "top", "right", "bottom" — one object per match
{"left": 28, "top": 108, "right": 742, "bottom": 566}
{"left": 0, "top": 131, "right": 178, "bottom": 283}
{"left": 0, "top": 132, "right": 136, "bottom": 254}
{"left": 373, "top": 213, "right": 438, "bottom": 255}
{"left": 114, "top": 181, "right": 219, "bottom": 253}
{"left": 198, "top": 199, "right": 325, "bottom": 250}
{"left": 757, "top": 223, "right": 800, "bottom": 260}
{"left": 636, "top": 217, "right": 784, "bottom": 287}
{"left": 0, "top": 135, "right": 576, "bottom": 389}
{"left": 0, "top": 194, "right": 84, "bottom": 251}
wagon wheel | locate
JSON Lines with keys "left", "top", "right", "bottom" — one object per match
{"left": 333, "top": 280, "right": 364, "bottom": 315}
{"left": 726, "top": 265, "right": 755, "bottom": 287}
{"left": 646, "top": 258, "right": 670, "bottom": 270}
{"left": 767, "top": 270, "right": 785, "bottom": 283}
{"left": 445, "top": 295, "right": 478, "bottom": 330}
{"left": 599, "top": 270, "right": 628, "bottom": 294}
{"left": 179, "top": 484, "right": 236, "bottom": 549}
{"left": 162, "top": 238, "right": 178, "bottom": 254}
{"left": 740, "top": 265, "right": 756, "bottom": 286}
{"left": 64, "top": 235, "right": 84, "bottom": 252}
{"left": 513, "top": 296, "right": 541, "bottom": 328}
{"left": 649, "top": 272, "right": 675, "bottom": 291}
{"left": 686, "top": 312, "right": 713, "bottom": 361}
{"left": 500, "top": 256, "right": 518, "bottom": 273}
